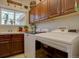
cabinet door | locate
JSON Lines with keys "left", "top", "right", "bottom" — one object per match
{"left": 0, "top": 35, "right": 11, "bottom": 57}
{"left": 29, "top": 8, "right": 35, "bottom": 23}
{"left": 10, "top": 34, "right": 24, "bottom": 55}
{"left": 30, "top": 6, "right": 41, "bottom": 23}
{"left": 61, "top": 0, "right": 75, "bottom": 14}
{"left": 0, "top": 41, "right": 10, "bottom": 57}
{"left": 0, "top": 35, "right": 11, "bottom": 42}
{"left": 48, "top": 0, "right": 60, "bottom": 18}
{"left": 36, "top": 4, "right": 42, "bottom": 21}
{"left": 41, "top": 0, "right": 48, "bottom": 20}
{"left": 11, "top": 41, "right": 24, "bottom": 54}
{"left": 34, "top": 6, "right": 40, "bottom": 22}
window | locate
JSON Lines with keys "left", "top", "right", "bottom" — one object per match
{"left": 1, "top": 8, "right": 14, "bottom": 25}
{"left": 0, "top": 8, "right": 25, "bottom": 25}
{"left": 15, "top": 11, "right": 25, "bottom": 25}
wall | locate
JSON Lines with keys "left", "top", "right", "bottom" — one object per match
{"left": 36, "top": 15, "right": 79, "bottom": 32}
{"left": 0, "top": 25, "right": 19, "bottom": 32}
{"left": 0, "top": 0, "right": 30, "bottom": 12}
{"left": 36, "top": 0, "right": 41, "bottom": 4}
{"left": 0, "top": 0, "right": 30, "bottom": 32}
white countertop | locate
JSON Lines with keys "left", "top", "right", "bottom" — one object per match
{"left": 0, "top": 32, "right": 24, "bottom": 34}
{"left": 35, "top": 32, "right": 79, "bottom": 44}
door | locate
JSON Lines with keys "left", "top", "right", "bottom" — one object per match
{"left": 61, "top": 0, "right": 75, "bottom": 14}
{"left": 48, "top": 0, "right": 60, "bottom": 18}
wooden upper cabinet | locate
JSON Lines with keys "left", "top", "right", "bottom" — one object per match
{"left": 29, "top": 8, "right": 35, "bottom": 23}
{"left": 48, "top": 0, "right": 60, "bottom": 18}
{"left": 34, "top": 5, "right": 41, "bottom": 21}
{"left": 29, "top": 0, "right": 75, "bottom": 23}
{"left": 30, "top": 5, "right": 41, "bottom": 23}
{"left": 34, "top": 7, "right": 39, "bottom": 21}
{"left": 61, "top": 0, "right": 75, "bottom": 14}
{"left": 37, "top": 4, "right": 42, "bottom": 20}
{"left": 41, "top": 0, "right": 48, "bottom": 20}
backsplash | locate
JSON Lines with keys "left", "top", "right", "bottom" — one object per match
{"left": 0, "top": 25, "right": 19, "bottom": 32}
{"left": 36, "top": 15, "right": 79, "bottom": 32}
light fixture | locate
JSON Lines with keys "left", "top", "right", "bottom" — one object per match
{"left": 24, "top": 6, "right": 28, "bottom": 9}
{"left": 30, "top": 1, "right": 36, "bottom": 8}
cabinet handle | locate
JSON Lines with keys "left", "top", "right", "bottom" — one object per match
{"left": 61, "top": 7, "right": 64, "bottom": 12}
{"left": 0, "top": 41, "right": 9, "bottom": 44}
{"left": 57, "top": 8, "right": 59, "bottom": 13}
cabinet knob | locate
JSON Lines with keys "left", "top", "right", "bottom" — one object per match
{"left": 62, "top": 9, "right": 64, "bottom": 12}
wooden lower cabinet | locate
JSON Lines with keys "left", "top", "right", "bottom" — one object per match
{"left": 0, "top": 41, "right": 10, "bottom": 57}
{"left": 10, "top": 41, "right": 24, "bottom": 55}
{"left": 0, "top": 34, "right": 24, "bottom": 57}
{"left": 10, "top": 34, "right": 24, "bottom": 55}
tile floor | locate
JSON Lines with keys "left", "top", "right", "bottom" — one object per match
{"left": 8, "top": 49, "right": 48, "bottom": 58}
{"left": 8, "top": 54, "right": 25, "bottom": 58}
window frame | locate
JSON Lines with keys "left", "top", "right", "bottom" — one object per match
{"left": 0, "top": 7, "right": 25, "bottom": 26}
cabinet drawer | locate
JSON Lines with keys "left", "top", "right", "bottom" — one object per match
{"left": 0, "top": 35, "right": 11, "bottom": 42}
{"left": 11, "top": 34, "right": 24, "bottom": 41}
{"left": 12, "top": 34, "right": 24, "bottom": 38}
